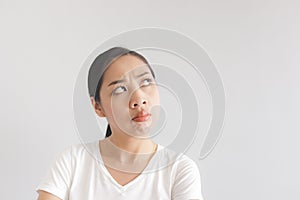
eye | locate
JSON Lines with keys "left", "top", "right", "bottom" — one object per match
{"left": 140, "top": 78, "right": 153, "bottom": 87}
{"left": 112, "top": 86, "right": 127, "bottom": 95}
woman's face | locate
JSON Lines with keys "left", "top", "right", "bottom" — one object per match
{"left": 98, "top": 54, "right": 160, "bottom": 138}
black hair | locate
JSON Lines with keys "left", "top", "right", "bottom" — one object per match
{"left": 88, "top": 47, "right": 156, "bottom": 138}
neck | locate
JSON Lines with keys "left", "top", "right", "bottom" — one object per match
{"left": 107, "top": 131, "right": 156, "bottom": 154}
{"left": 100, "top": 136, "right": 158, "bottom": 173}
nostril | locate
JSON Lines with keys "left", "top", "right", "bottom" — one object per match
{"left": 131, "top": 100, "right": 147, "bottom": 108}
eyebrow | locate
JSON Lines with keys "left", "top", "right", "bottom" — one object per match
{"left": 136, "top": 71, "right": 150, "bottom": 78}
{"left": 107, "top": 72, "right": 150, "bottom": 87}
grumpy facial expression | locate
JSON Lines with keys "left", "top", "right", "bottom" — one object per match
{"left": 96, "top": 54, "right": 160, "bottom": 138}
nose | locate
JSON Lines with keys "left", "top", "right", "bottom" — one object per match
{"left": 129, "top": 89, "right": 148, "bottom": 109}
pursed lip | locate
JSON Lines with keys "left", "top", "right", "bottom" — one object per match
{"left": 132, "top": 110, "right": 151, "bottom": 122}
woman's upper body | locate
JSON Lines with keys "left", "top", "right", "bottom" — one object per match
{"left": 37, "top": 47, "right": 203, "bottom": 199}
{"left": 37, "top": 139, "right": 202, "bottom": 200}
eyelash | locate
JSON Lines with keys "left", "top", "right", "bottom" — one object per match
{"left": 141, "top": 78, "right": 153, "bottom": 86}
{"left": 112, "top": 78, "right": 154, "bottom": 95}
{"left": 112, "top": 86, "right": 126, "bottom": 95}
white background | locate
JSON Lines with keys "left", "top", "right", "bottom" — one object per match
{"left": 1, "top": 0, "right": 300, "bottom": 199}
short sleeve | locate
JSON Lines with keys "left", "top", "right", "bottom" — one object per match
{"left": 171, "top": 155, "right": 203, "bottom": 200}
{"left": 36, "top": 146, "right": 74, "bottom": 200}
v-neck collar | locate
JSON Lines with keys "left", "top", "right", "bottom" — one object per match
{"left": 94, "top": 140, "right": 162, "bottom": 191}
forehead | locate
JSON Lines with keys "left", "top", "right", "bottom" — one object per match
{"left": 103, "top": 55, "right": 150, "bottom": 81}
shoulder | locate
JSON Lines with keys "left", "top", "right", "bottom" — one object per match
{"left": 36, "top": 141, "right": 100, "bottom": 199}
{"left": 157, "top": 146, "right": 202, "bottom": 199}
{"left": 154, "top": 145, "right": 200, "bottom": 180}
{"left": 176, "top": 154, "right": 199, "bottom": 171}
{"left": 50, "top": 141, "right": 99, "bottom": 169}
{"left": 157, "top": 145, "right": 199, "bottom": 172}
{"left": 174, "top": 154, "right": 201, "bottom": 186}
{"left": 171, "top": 153, "right": 202, "bottom": 199}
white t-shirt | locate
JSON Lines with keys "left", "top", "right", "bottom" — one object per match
{"left": 36, "top": 141, "right": 203, "bottom": 200}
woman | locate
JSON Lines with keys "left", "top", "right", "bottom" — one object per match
{"left": 37, "top": 47, "right": 203, "bottom": 200}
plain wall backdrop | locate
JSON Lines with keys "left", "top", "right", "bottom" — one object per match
{"left": 1, "top": 0, "right": 299, "bottom": 199}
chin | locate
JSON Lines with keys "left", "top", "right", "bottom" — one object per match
{"left": 115, "top": 117, "right": 157, "bottom": 138}
{"left": 121, "top": 122, "right": 153, "bottom": 139}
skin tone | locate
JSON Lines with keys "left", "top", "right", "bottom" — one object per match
{"left": 92, "top": 54, "right": 160, "bottom": 155}
{"left": 38, "top": 191, "right": 60, "bottom": 200}
{"left": 94, "top": 55, "right": 161, "bottom": 186}
{"left": 38, "top": 54, "right": 160, "bottom": 199}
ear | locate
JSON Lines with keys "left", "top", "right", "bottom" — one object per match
{"left": 90, "top": 97, "right": 106, "bottom": 117}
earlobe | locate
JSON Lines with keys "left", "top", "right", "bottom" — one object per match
{"left": 96, "top": 106, "right": 106, "bottom": 117}
{"left": 90, "top": 97, "right": 106, "bottom": 117}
